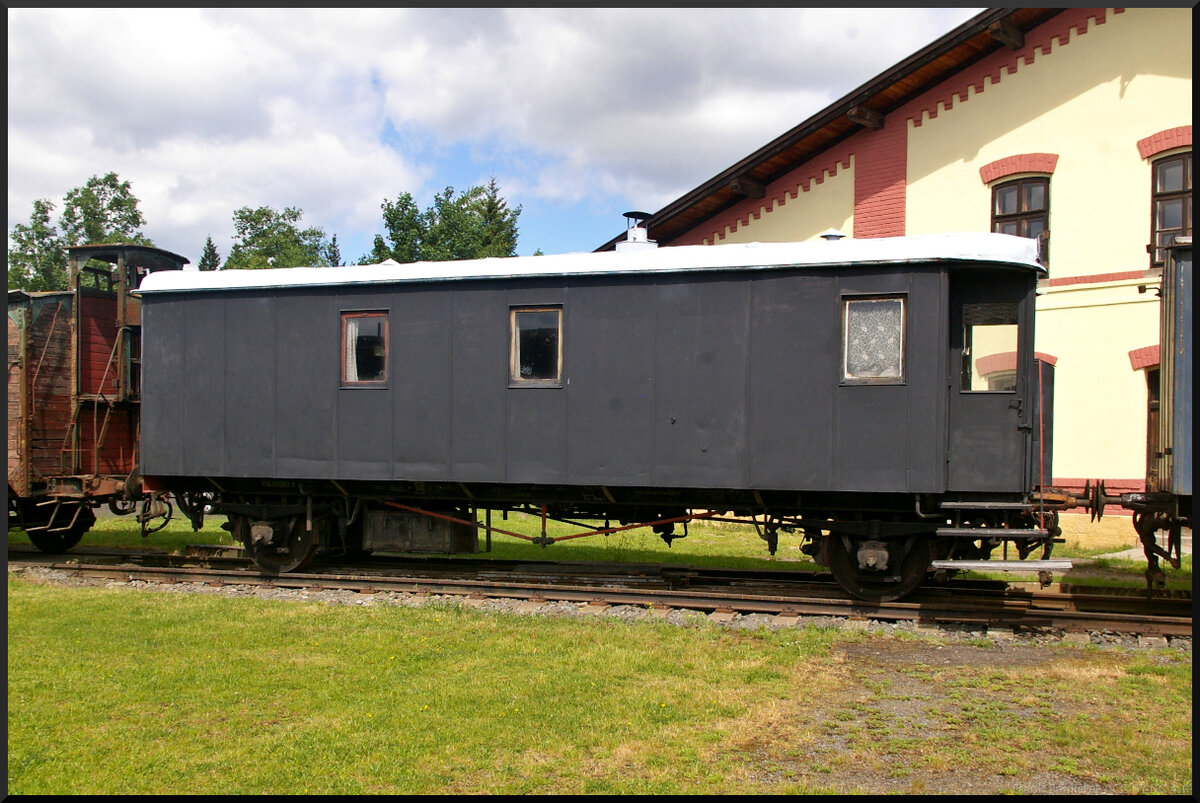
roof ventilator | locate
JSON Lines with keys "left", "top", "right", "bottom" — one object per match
{"left": 616, "top": 211, "right": 658, "bottom": 252}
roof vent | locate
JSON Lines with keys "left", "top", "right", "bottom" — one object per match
{"left": 819, "top": 228, "right": 847, "bottom": 241}
{"left": 616, "top": 211, "right": 657, "bottom": 252}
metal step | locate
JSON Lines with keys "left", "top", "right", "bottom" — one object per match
{"left": 939, "top": 501, "right": 1032, "bottom": 510}
{"left": 936, "top": 528, "right": 1050, "bottom": 538}
{"left": 930, "top": 559, "right": 1072, "bottom": 572}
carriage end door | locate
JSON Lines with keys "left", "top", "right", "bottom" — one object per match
{"left": 947, "top": 274, "right": 1032, "bottom": 493}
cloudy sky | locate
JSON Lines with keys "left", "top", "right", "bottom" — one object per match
{"left": 8, "top": 8, "right": 983, "bottom": 265}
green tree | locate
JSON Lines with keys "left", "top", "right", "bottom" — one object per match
{"left": 325, "top": 233, "right": 342, "bottom": 267}
{"left": 366, "top": 192, "right": 423, "bottom": 264}
{"left": 223, "top": 205, "right": 328, "bottom": 270}
{"left": 59, "top": 172, "right": 151, "bottom": 247}
{"left": 8, "top": 199, "right": 67, "bottom": 291}
{"left": 361, "top": 179, "right": 521, "bottom": 264}
{"left": 474, "top": 177, "right": 521, "bottom": 259}
{"left": 8, "top": 172, "right": 153, "bottom": 291}
{"left": 197, "top": 236, "right": 222, "bottom": 271}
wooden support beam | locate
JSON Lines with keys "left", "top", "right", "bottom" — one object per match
{"left": 729, "top": 175, "right": 766, "bottom": 198}
{"left": 988, "top": 20, "right": 1024, "bottom": 50}
{"left": 847, "top": 105, "right": 883, "bottom": 130}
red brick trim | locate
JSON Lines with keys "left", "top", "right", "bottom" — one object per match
{"left": 1137, "top": 126, "right": 1192, "bottom": 159}
{"left": 1045, "top": 270, "right": 1147, "bottom": 287}
{"left": 1128, "top": 344, "right": 1159, "bottom": 371}
{"left": 684, "top": 144, "right": 855, "bottom": 246}
{"left": 1035, "top": 351, "right": 1059, "bottom": 367}
{"left": 975, "top": 351, "right": 1058, "bottom": 376}
{"left": 852, "top": 122, "right": 907, "bottom": 238}
{"left": 979, "top": 153, "right": 1059, "bottom": 184}
{"left": 975, "top": 351, "right": 1016, "bottom": 377}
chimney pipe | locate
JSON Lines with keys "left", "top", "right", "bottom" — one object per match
{"left": 617, "top": 211, "right": 657, "bottom": 252}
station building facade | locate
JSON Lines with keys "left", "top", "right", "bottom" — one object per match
{"left": 605, "top": 7, "right": 1192, "bottom": 497}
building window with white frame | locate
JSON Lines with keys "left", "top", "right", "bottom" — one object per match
{"left": 1151, "top": 151, "right": 1191, "bottom": 265}
{"left": 992, "top": 176, "right": 1049, "bottom": 266}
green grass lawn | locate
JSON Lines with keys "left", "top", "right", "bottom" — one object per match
{"left": 6, "top": 574, "right": 1192, "bottom": 795}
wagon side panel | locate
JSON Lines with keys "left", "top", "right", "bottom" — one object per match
{"left": 273, "top": 291, "right": 335, "bottom": 478}
{"left": 902, "top": 268, "right": 948, "bottom": 492}
{"left": 140, "top": 296, "right": 187, "bottom": 477}
{"left": 1160, "top": 243, "right": 1191, "bottom": 498}
{"left": 745, "top": 271, "right": 837, "bottom": 490}
{"left": 224, "top": 294, "right": 277, "bottom": 479}
{"left": 77, "top": 291, "right": 120, "bottom": 397}
{"left": 390, "top": 289, "right": 453, "bottom": 480}
{"left": 449, "top": 285, "right": 508, "bottom": 482}
{"left": 564, "top": 280, "right": 656, "bottom": 486}
{"left": 26, "top": 296, "right": 75, "bottom": 481}
{"left": 76, "top": 291, "right": 138, "bottom": 477}
{"left": 179, "top": 295, "right": 226, "bottom": 477}
{"left": 335, "top": 289, "right": 393, "bottom": 480}
{"left": 833, "top": 269, "right": 921, "bottom": 492}
{"left": 8, "top": 298, "right": 29, "bottom": 495}
{"left": 652, "top": 276, "right": 750, "bottom": 488}
{"left": 505, "top": 285, "right": 568, "bottom": 484}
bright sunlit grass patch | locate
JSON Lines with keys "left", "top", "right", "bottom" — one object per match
{"left": 7, "top": 574, "right": 841, "bottom": 795}
{"left": 9, "top": 573, "right": 1190, "bottom": 795}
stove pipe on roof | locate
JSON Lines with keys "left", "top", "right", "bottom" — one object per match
{"left": 616, "top": 211, "right": 657, "bottom": 252}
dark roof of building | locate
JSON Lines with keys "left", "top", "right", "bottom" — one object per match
{"left": 595, "top": 8, "right": 1065, "bottom": 251}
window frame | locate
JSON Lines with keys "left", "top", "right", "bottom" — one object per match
{"left": 959, "top": 301, "right": 1020, "bottom": 394}
{"left": 509, "top": 305, "right": 563, "bottom": 388}
{"left": 340, "top": 310, "right": 389, "bottom": 387}
{"left": 990, "top": 175, "right": 1050, "bottom": 265}
{"left": 1150, "top": 151, "right": 1192, "bottom": 266}
{"left": 840, "top": 294, "right": 906, "bottom": 386}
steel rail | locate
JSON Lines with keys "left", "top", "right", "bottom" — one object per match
{"left": 31, "top": 558, "right": 1192, "bottom": 638}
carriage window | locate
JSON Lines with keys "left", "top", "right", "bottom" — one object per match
{"left": 342, "top": 311, "right": 388, "bottom": 385}
{"left": 510, "top": 306, "right": 562, "bottom": 386}
{"left": 842, "top": 296, "right": 904, "bottom": 383}
{"left": 961, "top": 302, "right": 1018, "bottom": 392}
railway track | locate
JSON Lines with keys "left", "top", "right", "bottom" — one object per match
{"left": 8, "top": 545, "right": 1191, "bottom": 639}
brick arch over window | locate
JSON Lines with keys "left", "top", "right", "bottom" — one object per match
{"left": 974, "top": 351, "right": 1059, "bottom": 377}
{"left": 1128, "top": 344, "right": 1160, "bottom": 371}
{"left": 1137, "top": 126, "right": 1191, "bottom": 160}
{"left": 979, "top": 153, "right": 1059, "bottom": 185}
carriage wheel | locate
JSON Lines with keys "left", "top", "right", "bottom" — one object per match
{"left": 235, "top": 514, "right": 321, "bottom": 574}
{"left": 19, "top": 501, "right": 96, "bottom": 553}
{"left": 827, "top": 534, "right": 931, "bottom": 603}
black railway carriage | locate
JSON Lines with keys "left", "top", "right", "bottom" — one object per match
{"left": 136, "top": 232, "right": 1066, "bottom": 600}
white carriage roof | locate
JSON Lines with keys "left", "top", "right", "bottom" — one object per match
{"left": 135, "top": 232, "right": 1044, "bottom": 295}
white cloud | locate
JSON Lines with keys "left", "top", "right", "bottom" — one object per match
{"left": 8, "top": 7, "right": 983, "bottom": 260}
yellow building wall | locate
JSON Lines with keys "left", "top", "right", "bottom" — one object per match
{"left": 1034, "top": 278, "right": 1161, "bottom": 480}
{"left": 906, "top": 7, "right": 1190, "bottom": 273}
{"left": 905, "top": 7, "right": 1191, "bottom": 484}
{"left": 714, "top": 159, "right": 854, "bottom": 244}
